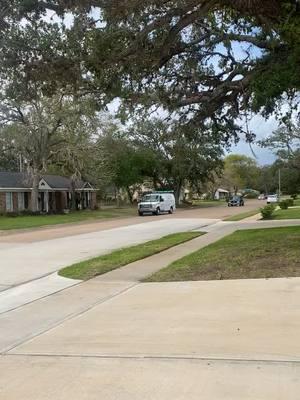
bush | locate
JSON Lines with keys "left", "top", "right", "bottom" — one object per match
{"left": 243, "top": 192, "right": 258, "bottom": 199}
{"left": 260, "top": 204, "right": 276, "bottom": 219}
{"left": 279, "top": 200, "right": 288, "bottom": 210}
{"left": 286, "top": 198, "right": 294, "bottom": 207}
{"left": 291, "top": 194, "right": 298, "bottom": 200}
{"left": 5, "top": 212, "right": 20, "bottom": 218}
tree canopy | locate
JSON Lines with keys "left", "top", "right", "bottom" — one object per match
{"left": 1, "top": 1, "right": 299, "bottom": 144}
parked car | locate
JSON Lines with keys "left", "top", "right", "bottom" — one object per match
{"left": 138, "top": 192, "right": 176, "bottom": 216}
{"left": 266, "top": 194, "right": 278, "bottom": 204}
{"left": 228, "top": 195, "right": 244, "bottom": 207}
{"left": 258, "top": 194, "right": 267, "bottom": 200}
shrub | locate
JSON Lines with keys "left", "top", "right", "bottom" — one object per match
{"left": 279, "top": 200, "right": 288, "bottom": 210}
{"left": 291, "top": 194, "right": 298, "bottom": 200}
{"left": 286, "top": 199, "right": 294, "bottom": 207}
{"left": 5, "top": 212, "right": 20, "bottom": 218}
{"left": 243, "top": 192, "right": 258, "bottom": 199}
{"left": 260, "top": 204, "right": 276, "bottom": 219}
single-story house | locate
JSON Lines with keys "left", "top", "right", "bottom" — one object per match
{"left": 0, "top": 172, "right": 97, "bottom": 213}
{"left": 214, "top": 188, "right": 229, "bottom": 200}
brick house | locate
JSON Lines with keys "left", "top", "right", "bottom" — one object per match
{"left": 0, "top": 172, "right": 97, "bottom": 213}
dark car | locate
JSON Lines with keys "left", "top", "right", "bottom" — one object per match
{"left": 228, "top": 195, "right": 244, "bottom": 207}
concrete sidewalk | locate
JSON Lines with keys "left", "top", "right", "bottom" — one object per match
{"left": 96, "top": 226, "right": 234, "bottom": 283}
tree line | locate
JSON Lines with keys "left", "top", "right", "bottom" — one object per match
{"left": 0, "top": 1, "right": 299, "bottom": 210}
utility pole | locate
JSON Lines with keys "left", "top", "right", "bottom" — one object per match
{"left": 278, "top": 169, "right": 281, "bottom": 200}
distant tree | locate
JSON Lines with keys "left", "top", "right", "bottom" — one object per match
{"left": 128, "top": 118, "right": 224, "bottom": 204}
{"left": 97, "top": 131, "right": 156, "bottom": 204}
{"left": 0, "top": 129, "right": 20, "bottom": 171}
{"left": 259, "top": 120, "right": 300, "bottom": 160}
{"left": 259, "top": 116, "right": 300, "bottom": 194}
{"left": 223, "top": 154, "right": 260, "bottom": 193}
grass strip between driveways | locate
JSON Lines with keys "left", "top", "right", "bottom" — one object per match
{"left": 144, "top": 226, "right": 300, "bottom": 282}
{"left": 223, "top": 209, "right": 260, "bottom": 221}
{"left": 59, "top": 231, "right": 204, "bottom": 280}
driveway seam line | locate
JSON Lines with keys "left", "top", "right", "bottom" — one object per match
{"left": 2, "top": 282, "right": 138, "bottom": 355}
{"left": 4, "top": 352, "right": 300, "bottom": 365}
{"left": 0, "top": 278, "right": 81, "bottom": 316}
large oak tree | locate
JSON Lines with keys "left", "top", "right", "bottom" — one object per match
{"left": 1, "top": 1, "right": 300, "bottom": 144}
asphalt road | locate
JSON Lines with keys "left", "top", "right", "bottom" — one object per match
{"left": 0, "top": 199, "right": 262, "bottom": 243}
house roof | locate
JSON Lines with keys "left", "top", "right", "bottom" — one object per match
{"left": 216, "top": 188, "right": 229, "bottom": 193}
{"left": 0, "top": 172, "right": 94, "bottom": 190}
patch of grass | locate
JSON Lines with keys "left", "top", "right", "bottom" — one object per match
{"left": 144, "top": 226, "right": 300, "bottom": 282}
{"left": 59, "top": 231, "right": 204, "bottom": 280}
{"left": 273, "top": 207, "right": 300, "bottom": 220}
{"left": 0, "top": 208, "right": 137, "bottom": 230}
{"left": 191, "top": 200, "right": 224, "bottom": 208}
{"left": 223, "top": 209, "right": 260, "bottom": 221}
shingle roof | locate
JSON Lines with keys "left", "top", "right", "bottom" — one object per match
{"left": 43, "top": 175, "right": 75, "bottom": 189}
{"left": 0, "top": 172, "right": 92, "bottom": 190}
{"left": 0, "top": 172, "right": 31, "bottom": 189}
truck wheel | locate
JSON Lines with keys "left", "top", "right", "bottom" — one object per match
{"left": 155, "top": 207, "right": 160, "bottom": 215}
{"left": 168, "top": 207, "right": 173, "bottom": 214}
{"left": 138, "top": 211, "right": 143, "bottom": 216}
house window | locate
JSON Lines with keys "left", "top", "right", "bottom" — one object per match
{"left": 5, "top": 192, "right": 13, "bottom": 212}
{"left": 18, "top": 193, "right": 25, "bottom": 211}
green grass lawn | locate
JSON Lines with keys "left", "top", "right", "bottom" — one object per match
{"left": 144, "top": 226, "right": 300, "bottom": 282}
{"left": 273, "top": 207, "right": 300, "bottom": 220}
{"left": 59, "top": 231, "right": 204, "bottom": 280}
{"left": 223, "top": 209, "right": 259, "bottom": 221}
{"left": 0, "top": 208, "right": 137, "bottom": 230}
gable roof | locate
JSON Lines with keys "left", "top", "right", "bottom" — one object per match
{"left": 0, "top": 172, "right": 94, "bottom": 190}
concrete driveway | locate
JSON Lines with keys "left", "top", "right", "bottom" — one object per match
{"left": 1, "top": 278, "right": 300, "bottom": 399}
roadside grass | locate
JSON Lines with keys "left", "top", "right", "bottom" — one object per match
{"left": 59, "top": 231, "right": 204, "bottom": 280}
{"left": 293, "top": 198, "right": 300, "bottom": 206}
{"left": 0, "top": 208, "right": 137, "bottom": 230}
{"left": 190, "top": 200, "right": 225, "bottom": 208}
{"left": 273, "top": 207, "right": 300, "bottom": 220}
{"left": 223, "top": 209, "right": 259, "bottom": 221}
{"left": 144, "top": 226, "right": 300, "bottom": 282}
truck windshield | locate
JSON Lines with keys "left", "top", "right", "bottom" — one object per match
{"left": 141, "top": 194, "right": 160, "bottom": 202}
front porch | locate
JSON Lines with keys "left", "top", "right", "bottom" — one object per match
{"left": 38, "top": 190, "right": 96, "bottom": 213}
